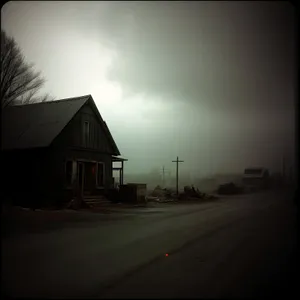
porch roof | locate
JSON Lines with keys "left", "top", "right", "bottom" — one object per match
{"left": 112, "top": 155, "right": 128, "bottom": 162}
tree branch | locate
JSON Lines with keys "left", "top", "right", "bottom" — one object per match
{"left": 1, "top": 30, "right": 51, "bottom": 108}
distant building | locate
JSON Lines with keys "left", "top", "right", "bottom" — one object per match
{"left": 242, "top": 167, "right": 270, "bottom": 190}
{"left": 1, "top": 95, "right": 127, "bottom": 207}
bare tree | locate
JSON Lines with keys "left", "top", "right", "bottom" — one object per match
{"left": 1, "top": 30, "right": 53, "bottom": 108}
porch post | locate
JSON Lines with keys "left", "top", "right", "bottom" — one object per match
{"left": 121, "top": 160, "right": 124, "bottom": 185}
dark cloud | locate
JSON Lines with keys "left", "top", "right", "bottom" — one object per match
{"left": 101, "top": 1, "right": 296, "bottom": 115}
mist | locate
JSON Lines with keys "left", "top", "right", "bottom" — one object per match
{"left": 2, "top": 1, "right": 296, "bottom": 181}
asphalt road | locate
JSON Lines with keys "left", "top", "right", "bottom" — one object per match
{"left": 2, "top": 189, "right": 298, "bottom": 298}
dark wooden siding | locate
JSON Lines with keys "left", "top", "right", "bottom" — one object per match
{"left": 1, "top": 102, "right": 118, "bottom": 207}
{"left": 46, "top": 146, "right": 113, "bottom": 193}
{"left": 50, "top": 102, "right": 115, "bottom": 195}
{"left": 64, "top": 148, "right": 113, "bottom": 190}
{"left": 54, "top": 102, "right": 113, "bottom": 153}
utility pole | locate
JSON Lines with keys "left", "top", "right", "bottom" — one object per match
{"left": 172, "top": 156, "right": 184, "bottom": 195}
{"left": 162, "top": 166, "right": 165, "bottom": 188}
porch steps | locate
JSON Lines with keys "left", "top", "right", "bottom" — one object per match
{"left": 84, "top": 195, "right": 112, "bottom": 208}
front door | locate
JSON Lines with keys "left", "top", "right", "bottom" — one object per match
{"left": 84, "top": 162, "right": 97, "bottom": 194}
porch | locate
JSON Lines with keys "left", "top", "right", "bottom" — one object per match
{"left": 112, "top": 155, "right": 128, "bottom": 187}
{"left": 72, "top": 156, "right": 128, "bottom": 207}
{"left": 67, "top": 156, "right": 128, "bottom": 195}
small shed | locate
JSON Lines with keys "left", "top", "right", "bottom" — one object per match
{"left": 119, "top": 183, "right": 147, "bottom": 204}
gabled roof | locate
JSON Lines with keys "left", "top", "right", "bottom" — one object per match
{"left": 1, "top": 95, "right": 120, "bottom": 155}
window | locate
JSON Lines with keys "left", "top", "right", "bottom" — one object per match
{"left": 97, "top": 162, "right": 105, "bottom": 187}
{"left": 83, "top": 121, "right": 90, "bottom": 146}
{"left": 66, "top": 161, "right": 73, "bottom": 186}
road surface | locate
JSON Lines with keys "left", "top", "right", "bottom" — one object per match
{"left": 1, "top": 189, "right": 298, "bottom": 298}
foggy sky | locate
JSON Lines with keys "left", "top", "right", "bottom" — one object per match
{"left": 1, "top": 1, "right": 296, "bottom": 177}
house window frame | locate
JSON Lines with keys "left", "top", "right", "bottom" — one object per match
{"left": 83, "top": 121, "right": 90, "bottom": 147}
{"left": 65, "top": 160, "right": 78, "bottom": 188}
{"left": 96, "top": 162, "right": 105, "bottom": 188}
